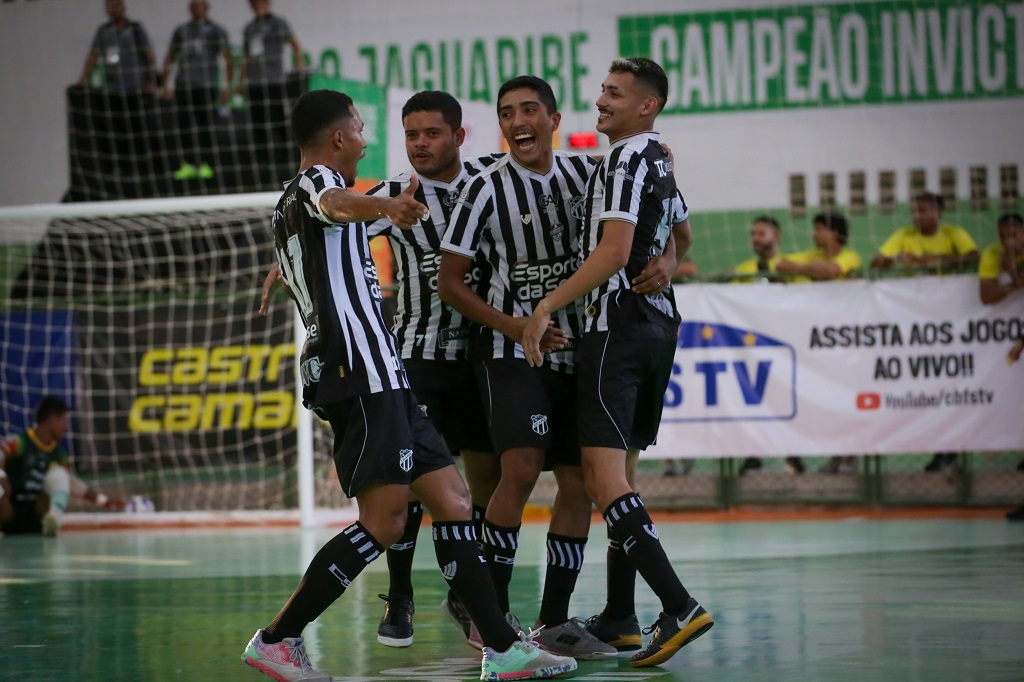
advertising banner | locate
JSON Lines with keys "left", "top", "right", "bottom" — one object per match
{"left": 647, "top": 275, "right": 1024, "bottom": 459}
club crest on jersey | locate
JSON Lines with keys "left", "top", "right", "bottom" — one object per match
{"left": 300, "top": 356, "right": 324, "bottom": 386}
{"left": 442, "top": 190, "right": 459, "bottom": 208}
{"left": 568, "top": 195, "right": 587, "bottom": 220}
{"left": 399, "top": 448, "right": 413, "bottom": 472}
{"left": 531, "top": 414, "right": 549, "bottom": 435}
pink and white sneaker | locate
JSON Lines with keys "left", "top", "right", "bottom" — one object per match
{"left": 241, "top": 629, "right": 332, "bottom": 682}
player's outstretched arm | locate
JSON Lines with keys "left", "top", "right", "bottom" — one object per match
{"left": 319, "top": 176, "right": 427, "bottom": 229}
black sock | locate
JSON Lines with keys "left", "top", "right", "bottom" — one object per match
{"left": 482, "top": 519, "right": 521, "bottom": 614}
{"left": 448, "top": 503, "right": 491, "bottom": 606}
{"left": 603, "top": 529, "right": 637, "bottom": 619}
{"left": 538, "top": 533, "right": 587, "bottom": 627}
{"left": 264, "top": 521, "right": 384, "bottom": 642}
{"left": 386, "top": 501, "right": 422, "bottom": 599}
{"left": 433, "top": 521, "right": 518, "bottom": 652}
{"left": 604, "top": 493, "right": 689, "bottom": 616}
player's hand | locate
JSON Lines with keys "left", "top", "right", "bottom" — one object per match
{"left": 388, "top": 175, "right": 429, "bottom": 229}
{"left": 660, "top": 142, "right": 676, "bottom": 168}
{"left": 259, "top": 264, "right": 282, "bottom": 316}
{"left": 520, "top": 310, "right": 566, "bottom": 367}
{"left": 632, "top": 252, "right": 675, "bottom": 295}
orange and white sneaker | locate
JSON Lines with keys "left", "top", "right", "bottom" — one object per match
{"left": 241, "top": 629, "right": 332, "bottom": 682}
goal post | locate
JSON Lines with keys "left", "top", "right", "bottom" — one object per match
{"left": 0, "top": 193, "right": 350, "bottom": 527}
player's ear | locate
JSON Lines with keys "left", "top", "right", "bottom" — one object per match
{"left": 550, "top": 111, "right": 561, "bottom": 132}
{"left": 454, "top": 126, "right": 466, "bottom": 148}
{"left": 638, "top": 94, "right": 655, "bottom": 116}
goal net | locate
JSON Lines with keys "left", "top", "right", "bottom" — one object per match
{"left": 0, "top": 195, "right": 351, "bottom": 522}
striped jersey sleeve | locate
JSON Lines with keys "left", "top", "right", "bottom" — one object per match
{"left": 273, "top": 165, "right": 408, "bottom": 406}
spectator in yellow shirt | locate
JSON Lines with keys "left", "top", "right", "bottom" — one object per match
{"left": 871, "top": 192, "right": 979, "bottom": 271}
{"left": 732, "top": 215, "right": 788, "bottom": 282}
{"left": 729, "top": 215, "right": 807, "bottom": 475}
{"left": 979, "top": 212, "right": 1024, "bottom": 305}
{"left": 776, "top": 211, "right": 861, "bottom": 281}
{"left": 775, "top": 211, "right": 862, "bottom": 475}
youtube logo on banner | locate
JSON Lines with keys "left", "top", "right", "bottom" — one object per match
{"left": 857, "top": 392, "right": 881, "bottom": 410}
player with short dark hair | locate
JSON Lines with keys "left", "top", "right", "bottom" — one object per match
{"left": 364, "top": 91, "right": 506, "bottom": 648}
{"left": 439, "top": 75, "right": 635, "bottom": 661}
{"left": 242, "top": 88, "right": 575, "bottom": 682}
{"left": 523, "top": 56, "right": 714, "bottom": 668}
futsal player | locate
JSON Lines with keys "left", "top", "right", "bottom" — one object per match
{"left": 360, "top": 90, "right": 506, "bottom": 648}
{"left": 439, "top": 76, "right": 622, "bottom": 661}
{"left": 261, "top": 91, "right": 505, "bottom": 649}
{"left": 522, "top": 57, "right": 715, "bottom": 668}
{"left": 241, "top": 89, "right": 575, "bottom": 682}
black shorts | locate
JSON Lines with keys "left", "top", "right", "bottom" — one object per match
{"left": 0, "top": 500, "right": 43, "bottom": 535}
{"left": 576, "top": 321, "right": 676, "bottom": 451}
{"left": 404, "top": 358, "right": 492, "bottom": 454}
{"left": 318, "top": 389, "right": 454, "bottom": 498}
{"left": 474, "top": 358, "right": 579, "bottom": 467}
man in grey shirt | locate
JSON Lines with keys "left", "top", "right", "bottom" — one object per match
{"left": 161, "top": 0, "right": 233, "bottom": 182}
{"left": 73, "top": 0, "right": 158, "bottom": 198}
{"left": 239, "top": 0, "right": 303, "bottom": 188}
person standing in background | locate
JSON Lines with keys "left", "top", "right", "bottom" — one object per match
{"left": 74, "top": 0, "right": 159, "bottom": 197}
{"left": 161, "top": 0, "right": 233, "bottom": 183}
{"left": 239, "top": 0, "right": 303, "bottom": 188}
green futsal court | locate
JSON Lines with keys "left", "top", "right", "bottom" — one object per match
{"left": 2, "top": 518, "right": 1023, "bottom": 681}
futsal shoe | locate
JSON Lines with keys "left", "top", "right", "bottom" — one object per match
{"left": 173, "top": 163, "right": 198, "bottom": 181}
{"left": 41, "top": 511, "right": 60, "bottom": 537}
{"left": 442, "top": 593, "right": 483, "bottom": 649}
{"left": 241, "top": 629, "right": 332, "bottom": 681}
{"left": 377, "top": 593, "right": 414, "bottom": 647}
{"left": 629, "top": 598, "right": 715, "bottom": 668}
{"left": 584, "top": 612, "right": 642, "bottom": 653}
{"left": 532, "top": 617, "right": 618, "bottom": 659}
{"left": 480, "top": 632, "right": 577, "bottom": 680}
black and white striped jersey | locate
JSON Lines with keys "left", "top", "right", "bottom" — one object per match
{"left": 442, "top": 151, "right": 597, "bottom": 372}
{"left": 273, "top": 165, "right": 408, "bottom": 406}
{"left": 365, "top": 155, "right": 502, "bottom": 361}
{"left": 581, "top": 131, "right": 688, "bottom": 334}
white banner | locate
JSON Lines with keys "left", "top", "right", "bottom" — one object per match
{"left": 646, "top": 275, "right": 1024, "bottom": 459}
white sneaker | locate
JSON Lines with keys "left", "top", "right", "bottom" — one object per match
{"left": 532, "top": 617, "right": 618, "bottom": 660}
{"left": 42, "top": 511, "right": 60, "bottom": 537}
{"left": 241, "top": 629, "right": 332, "bottom": 681}
{"left": 481, "top": 633, "right": 576, "bottom": 680}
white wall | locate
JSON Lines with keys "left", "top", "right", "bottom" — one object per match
{"left": 1, "top": 0, "right": 1021, "bottom": 209}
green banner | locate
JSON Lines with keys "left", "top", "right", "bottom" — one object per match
{"left": 308, "top": 74, "right": 387, "bottom": 179}
{"left": 619, "top": 1, "right": 1024, "bottom": 114}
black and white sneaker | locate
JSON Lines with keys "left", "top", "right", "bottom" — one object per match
{"left": 377, "top": 594, "right": 414, "bottom": 648}
{"left": 630, "top": 598, "right": 714, "bottom": 668}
